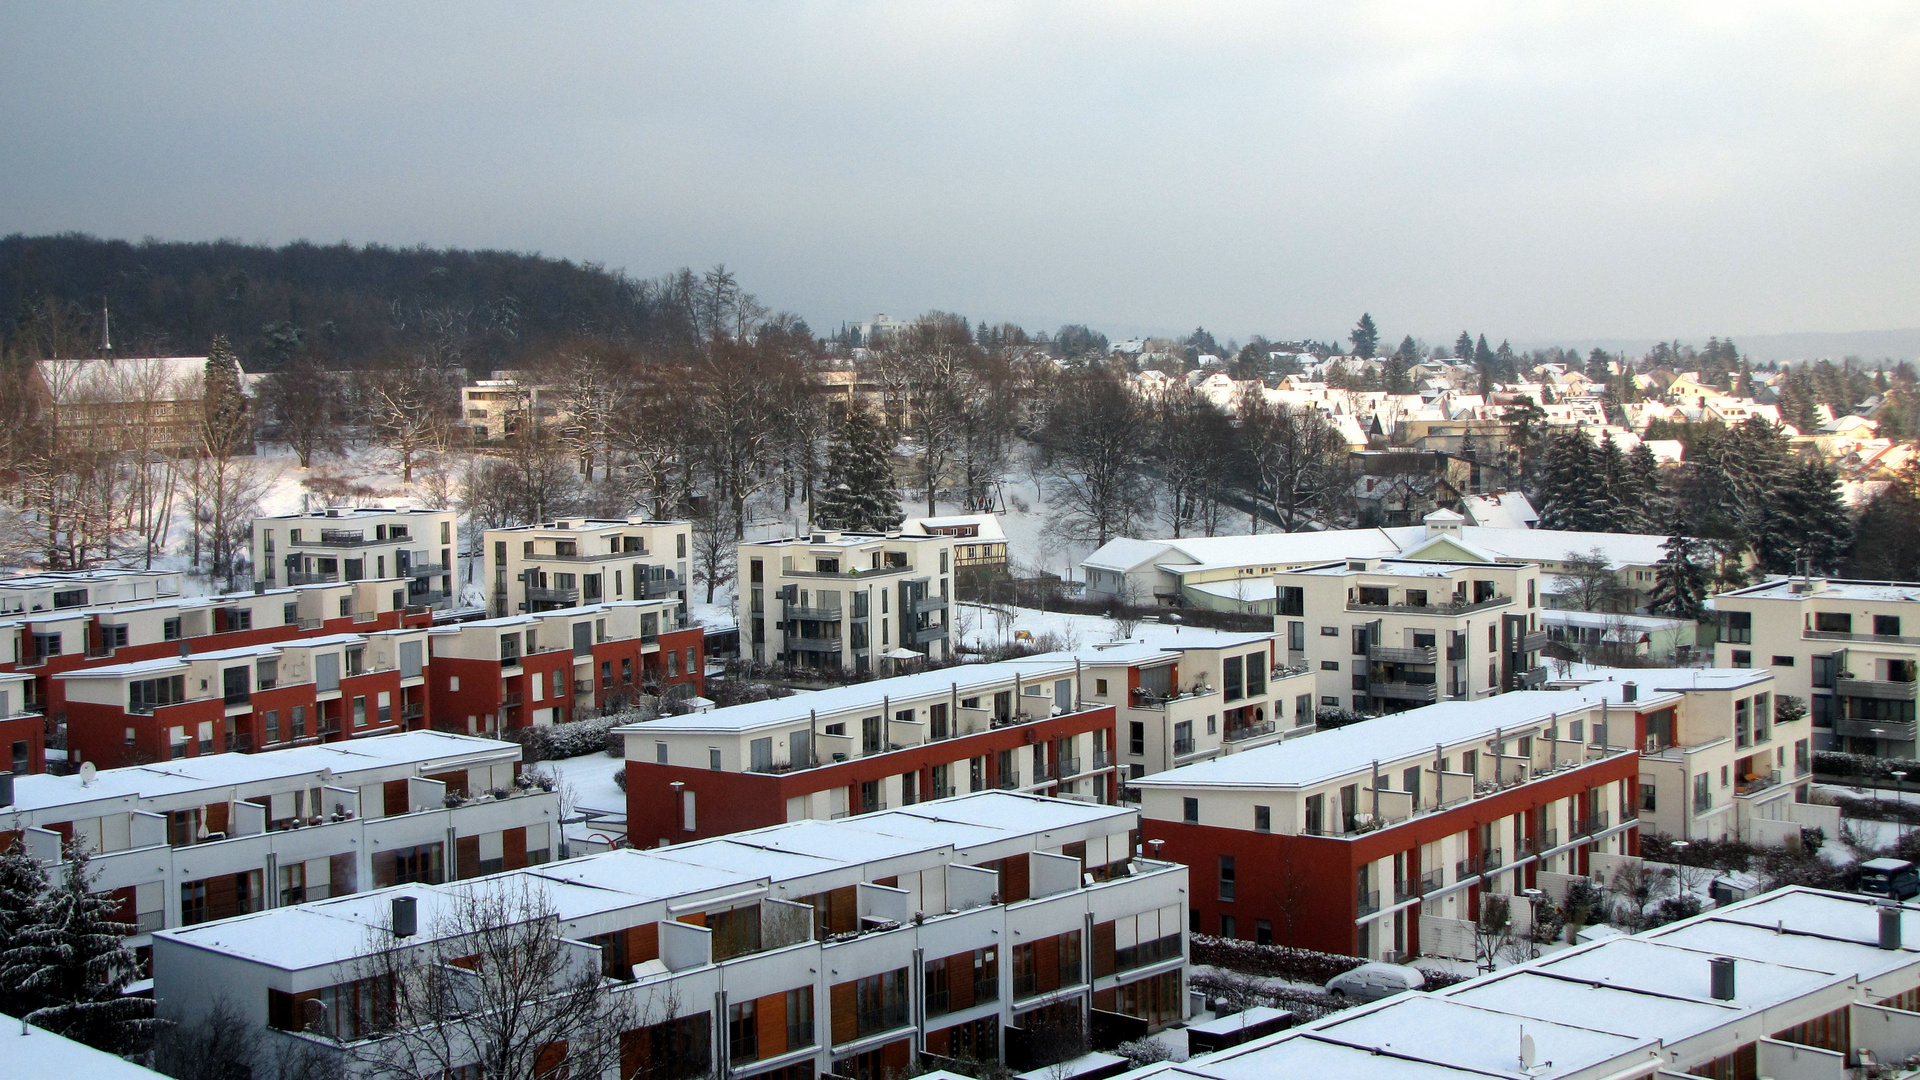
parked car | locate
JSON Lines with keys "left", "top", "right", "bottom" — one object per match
{"left": 1859, "top": 858, "right": 1920, "bottom": 901}
{"left": 1325, "top": 962, "right": 1426, "bottom": 1002}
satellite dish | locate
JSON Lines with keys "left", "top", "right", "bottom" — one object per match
{"left": 1519, "top": 1032, "right": 1537, "bottom": 1070}
{"left": 78, "top": 762, "right": 97, "bottom": 786}
{"left": 319, "top": 768, "right": 336, "bottom": 785}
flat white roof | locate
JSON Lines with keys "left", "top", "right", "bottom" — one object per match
{"left": 1723, "top": 576, "right": 1920, "bottom": 603}
{"left": 2, "top": 1012, "right": 171, "bottom": 1079}
{"left": 3, "top": 731, "right": 519, "bottom": 814}
{"left": 1133, "top": 683, "right": 1675, "bottom": 791}
{"left": 154, "top": 792, "right": 1132, "bottom": 969}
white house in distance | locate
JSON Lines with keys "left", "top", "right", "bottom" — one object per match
{"left": 1082, "top": 510, "right": 1673, "bottom": 616}
{"left": 252, "top": 507, "right": 458, "bottom": 609}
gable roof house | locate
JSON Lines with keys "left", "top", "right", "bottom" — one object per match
{"left": 31, "top": 356, "right": 212, "bottom": 456}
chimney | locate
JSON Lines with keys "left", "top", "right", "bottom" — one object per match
{"left": 1622, "top": 682, "right": 1637, "bottom": 703}
{"left": 1709, "top": 956, "right": 1736, "bottom": 1000}
{"left": 391, "top": 895, "right": 418, "bottom": 938}
{"left": 1882, "top": 903, "right": 1903, "bottom": 950}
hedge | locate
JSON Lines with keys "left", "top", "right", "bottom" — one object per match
{"left": 507, "top": 712, "right": 633, "bottom": 763}
{"left": 1189, "top": 934, "right": 1467, "bottom": 989}
{"left": 1814, "top": 750, "right": 1920, "bottom": 785}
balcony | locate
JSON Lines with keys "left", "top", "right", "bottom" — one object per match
{"left": 784, "top": 605, "right": 844, "bottom": 622}
{"left": 501, "top": 692, "right": 523, "bottom": 708}
{"left": 287, "top": 571, "right": 341, "bottom": 586}
{"left": 642, "top": 577, "right": 680, "bottom": 599}
{"left": 1056, "top": 757, "right": 1082, "bottom": 778}
{"left": 1834, "top": 717, "right": 1920, "bottom": 742}
{"left": 1093, "top": 750, "right": 1113, "bottom": 769}
{"left": 1224, "top": 721, "right": 1277, "bottom": 743}
{"left": 1456, "top": 849, "right": 1503, "bottom": 879}
{"left": 1575, "top": 813, "right": 1611, "bottom": 837}
{"left": 784, "top": 638, "right": 843, "bottom": 654}
{"left": 996, "top": 771, "right": 1022, "bottom": 790}
{"left": 1736, "top": 769, "right": 1783, "bottom": 797}
{"left": 1348, "top": 595, "right": 1511, "bottom": 616}
{"left": 1536, "top": 828, "right": 1559, "bottom": 852}
{"left": 403, "top": 562, "right": 448, "bottom": 578}
{"left": 1369, "top": 681, "right": 1440, "bottom": 703}
{"left": 912, "top": 596, "right": 948, "bottom": 615}
{"left": 781, "top": 564, "right": 915, "bottom": 580}
{"left": 1394, "top": 880, "right": 1423, "bottom": 904}
{"left": 524, "top": 587, "right": 580, "bottom": 606}
{"left": 1369, "top": 645, "right": 1437, "bottom": 665}
{"left": 1173, "top": 736, "right": 1197, "bottom": 756}
{"left": 400, "top": 703, "right": 425, "bottom": 722}
{"left": 909, "top": 625, "right": 948, "bottom": 645}
{"left": 1419, "top": 868, "right": 1445, "bottom": 894}
{"left": 314, "top": 530, "right": 377, "bottom": 547}
{"left": 1521, "top": 631, "right": 1551, "bottom": 652}
{"left": 1132, "top": 686, "right": 1217, "bottom": 710}
{"left": 1806, "top": 628, "right": 1920, "bottom": 647}
{"left": 1836, "top": 677, "right": 1919, "bottom": 702}
{"left": 1356, "top": 890, "right": 1381, "bottom": 917}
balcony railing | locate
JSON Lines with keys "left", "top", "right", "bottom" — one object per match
{"left": 1836, "top": 677, "right": 1919, "bottom": 702}
{"left": 784, "top": 605, "right": 844, "bottom": 621}
{"left": 1834, "top": 717, "right": 1920, "bottom": 742}
{"left": 996, "top": 771, "right": 1022, "bottom": 790}
{"left": 287, "top": 571, "right": 341, "bottom": 586}
{"left": 1537, "top": 828, "right": 1559, "bottom": 851}
{"left": 1133, "top": 686, "right": 1217, "bottom": 710}
{"left": 1224, "top": 721, "right": 1277, "bottom": 743}
{"left": 524, "top": 587, "right": 580, "bottom": 606}
{"left": 642, "top": 577, "right": 680, "bottom": 598}
{"left": 1056, "top": 757, "right": 1082, "bottom": 778}
{"left": 400, "top": 703, "right": 425, "bottom": 721}
{"left": 1173, "top": 736, "right": 1196, "bottom": 756}
{"left": 785, "top": 638, "right": 843, "bottom": 654}
{"left": 1348, "top": 595, "right": 1512, "bottom": 616}
{"left": 1419, "top": 868, "right": 1445, "bottom": 894}
{"left": 1368, "top": 680, "right": 1440, "bottom": 703}
{"left": 909, "top": 625, "right": 948, "bottom": 645}
{"left": 912, "top": 596, "right": 948, "bottom": 615}
{"left": 1521, "top": 630, "right": 1551, "bottom": 652}
{"left": 1806, "top": 628, "right": 1920, "bottom": 647}
{"left": 404, "top": 562, "right": 448, "bottom": 577}
{"left": 1736, "top": 769, "right": 1783, "bottom": 797}
{"left": 781, "top": 564, "right": 915, "bottom": 581}
{"left": 1093, "top": 750, "right": 1113, "bottom": 769}
{"left": 1575, "top": 813, "right": 1611, "bottom": 837}
{"left": 1356, "top": 889, "right": 1381, "bottom": 917}
{"left": 1369, "top": 645, "right": 1437, "bottom": 665}
{"left": 501, "top": 692, "right": 523, "bottom": 708}
{"left": 1394, "top": 880, "right": 1422, "bottom": 904}
{"left": 1456, "top": 849, "right": 1503, "bottom": 879}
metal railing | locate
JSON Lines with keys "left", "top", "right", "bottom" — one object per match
{"left": 1806, "top": 628, "right": 1920, "bottom": 647}
{"left": 996, "top": 771, "right": 1022, "bottom": 790}
{"left": 404, "top": 562, "right": 448, "bottom": 577}
{"left": 912, "top": 596, "right": 948, "bottom": 614}
{"left": 1835, "top": 717, "right": 1920, "bottom": 741}
{"left": 1835, "top": 676, "right": 1919, "bottom": 701}
{"left": 784, "top": 638, "right": 842, "bottom": 654}
{"left": 1224, "top": 721, "right": 1277, "bottom": 743}
{"left": 1356, "top": 889, "right": 1381, "bottom": 917}
{"left": 1536, "top": 828, "right": 1559, "bottom": 852}
{"left": 1419, "top": 868, "right": 1445, "bottom": 894}
{"left": 287, "top": 571, "right": 340, "bottom": 585}
{"left": 1456, "top": 849, "right": 1503, "bottom": 879}
{"left": 1093, "top": 750, "right": 1113, "bottom": 769}
{"left": 1521, "top": 631, "right": 1551, "bottom": 652}
{"left": 1057, "top": 757, "right": 1082, "bottom": 778}
{"left": 1173, "top": 737, "right": 1196, "bottom": 756}
{"left": 501, "top": 692, "right": 523, "bottom": 708}
{"left": 1347, "top": 595, "right": 1511, "bottom": 616}
{"left": 1369, "top": 645, "right": 1437, "bottom": 665}
{"left": 524, "top": 587, "right": 579, "bottom": 605}
{"left": 1135, "top": 687, "right": 1217, "bottom": 710}
{"left": 1368, "top": 681, "right": 1440, "bottom": 703}
{"left": 784, "top": 605, "right": 844, "bottom": 621}
{"left": 1736, "top": 769, "right": 1783, "bottom": 797}
{"left": 1575, "top": 813, "right": 1611, "bottom": 837}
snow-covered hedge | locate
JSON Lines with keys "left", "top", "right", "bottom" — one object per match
{"left": 1189, "top": 934, "right": 1466, "bottom": 989}
{"left": 509, "top": 713, "right": 630, "bottom": 763}
{"left": 1814, "top": 750, "right": 1920, "bottom": 784}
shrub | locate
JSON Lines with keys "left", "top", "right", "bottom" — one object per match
{"left": 1814, "top": 750, "right": 1920, "bottom": 785}
{"left": 1647, "top": 894, "right": 1703, "bottom": 927}
{"left": 1562, "top": 878, "right": 1606, "bottom": 927}
{"left": 507, "top": 712, "right": 634, "bottom": 763}
{"left": 1189, "top": 934, "right": 1463, "bottom": 990}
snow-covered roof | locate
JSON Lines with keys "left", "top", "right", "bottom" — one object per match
{"left": 901, "top": 513, "right": 1008, "bottom": 542}
{"left": 34, "top": 356, "right": 207, "bottom": 405}
{"left": 3, "top": 731, "right": 518, "bottom": 814}
{"left": 1721, "top": 576, "right": 1920, "bottom": 603}
{"left": 3, "top": 1012, "right": 172, "bottom": 1079}
{"left": 1133, "top": 684, "right": 1673, "bottom": 791}
{"left": 155, "top": 792, "right": 1132, "bottom": 969}
{"left": 1082, "top": 537, "right": 1181, "bottom": 573}
{"left": 1458, "top": 491, "right": 1538, "bottom": 530}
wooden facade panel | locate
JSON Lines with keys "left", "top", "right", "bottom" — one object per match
{"left": 830, "top": 981, "right": 856, "bottom": 1046}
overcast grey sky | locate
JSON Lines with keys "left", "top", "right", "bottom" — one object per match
{"left": 3, "top": 3, "right": 1917, "bottom": 346}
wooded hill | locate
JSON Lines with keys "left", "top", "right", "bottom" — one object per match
{"left": 0, "top": 232, "right": 700, "bottom": 371}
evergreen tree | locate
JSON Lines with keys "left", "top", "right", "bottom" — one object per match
{"left": 1349, "top": 313, "right": 1379, "bottom": 359}
{"left": 1535, "top": 430, "right": 1605, "bottom": 531}
{"left": 0, "top": 842, "right": 154, "bottom": 1055}
{"left": 1626, "top": 441, "right": 1665, "bottom": 529}
{"left": 201, "top": 335, "right": 248, "bottom": 459}
{"left": 1758, "top": 460, "right": 1852, "bottom": 575}
{"left": 1849, "top": 457, "right": 1920, "bottom": 579}
{"left": 1454, "top": 331, "right": 1475, "bottom": 362}
{"left": 0, "top": 842, "right": 49, "bottom": 1019}
{"left": 1594, "top": 433, "right": 1631, "bottom": 531}
{"left": 810, "top": 408, "right": 902, "bottom": 533}
{"left": 1385, "top": 336, "right": 1416, "bottom": 394}
{"left": 1648, "top": 534, "right": 1711, "bottom": 619}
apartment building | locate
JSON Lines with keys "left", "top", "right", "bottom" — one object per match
{"left": 1112, "top": 887, "right": 1920, "bottom": 1080}
{"left": 482, "top": 517, "right": 692, "bottom": 617}
{"left": 1550, "top": 667, "right": 1813, "bottom": 845}
{"left": 621, "top": 654, "right": 1117, "bottom": 845}
{"left": 151, "top": 793, "right": 1189, "bottom": 1079}
{"left": 0, "top": 731, "right": 556, "bottom": 966}
{"left": 252, "top": 507, "right": 457, "bottom": 609}
{"left": 429, "top": 599, "right": 703, "bottom": 735}
{"left": 740, "top": 529, "right": 955, "bottom": 673}
{"left": 1713, "top": 576, "right": 1920, "bottom": 757}
{"left": 1084, "top": 509, "right": 1674, "bottom": 615}
{"left": 0, "top": 568, "right": 182, "bottom": 614}
{"left": 1, "top": 671, "right": 44, "bottom": 773}
{"left": 902, "top": 513, "right": 1009, "bottom": 571}
{"left": 1275, "top": 556, "right": 1546, "bottom": 713}
{"left": 458, "top": 373, "right": 570, "bottom": 441}
{"left": 2, "top": 578, "right": 432, "bottom": 725}
{"left": 55, "top": 625, "right": 432, "bottom": 769}
{"left": 1135, "top": 684, "right": 1645, "bottom": 960}
{"left": 1072, "top": 633, "right": 1315, "bottom": 778}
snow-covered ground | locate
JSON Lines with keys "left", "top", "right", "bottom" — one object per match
{"left": 530, "top": 751, "right": 630, "bottom": 852}
{"left": 950, "top": 601, "right": 1250, "bottom": 655}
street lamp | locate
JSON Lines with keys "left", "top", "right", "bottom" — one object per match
{"left": 1522, "top": 887, "right": 1546, "bottom": 958}
{"left": 1894, "top": 771, "right": 1909, "bottom": 840}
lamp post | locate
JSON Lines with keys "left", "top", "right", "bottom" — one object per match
{"left": 1522, "top": 887, "right": 1546, "bottom": 958}
{"left": 1895, "top": 771, "right": 1909, "bottom": 841}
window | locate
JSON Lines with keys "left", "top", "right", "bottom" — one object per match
{"left": 1255, "top": 920, "right": 1272, "bottom": 945}
{"left": 1321, "top": 661, "right": 1340, "bottom": 671}
{"left": 1254, "top": 805, "right": 1270, "bottom": 832}
{"left": 1222, "top": 656, "right": 1244, "bottom": 702}
{"left": 1732, "top": 651, "right": 1751, "bottom": 668}
{"left": 1878, "top": 615, "right": 1903, "bottom": 637}
{"left": 1095, "top": 678, "right": 1109, "bottom": 696}
{"left": 1128, "top": 721, "right": 1145, "bottom": 757}
{"left": 786, "top": 987, "right": 814, "bottom": 1049}
{"left": 264, "top": 710, "right": 280, "bottom": 744}
{"left": 1772, "top": 655, "right": 1796, "bottom": 666}
{"left": 1219, "top": 914, "right": 1236, "bottom": 939}
{"left": 1720, "top": 610, "right": 1753, "bottom": 643}
{"left": 1813, "top": 655, "right": 1836, "bottom": 689}
{"left": 1814, "top": 611, "right": 1852, "bottom": 634}
{"left": 129, "top": 675, "right": 185, "bottom": 714}
{"left": 727, "top": 999, "right": 757, "bottom": 1064}
{"left": 1694, "top": 773, "right": 1712, "bottom": 813}
{"left": 1183, "top": 797, "right": 1199, "bottom": 824}
{"left": 1320, "top": 626, "right": 1338, "bottom": 637}
{"left": 1246, "top": 653, "right": 1266, "bottom": 696}
{"left": 710, "top": 747, "right": 722, "bottom": 770}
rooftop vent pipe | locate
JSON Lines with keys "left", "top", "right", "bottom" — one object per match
{"left": 1882, "top": 903, "right": 1903, "bottom": 950}
{"left": 392, "top": 895, "right": 418, "bottom": 938}
{"left": 1709, "top": 956, "right": 1736, "bottom": 1000}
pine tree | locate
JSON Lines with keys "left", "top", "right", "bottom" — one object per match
{"left": 811, "top": 408, "right": 903, "bottom": 533}
{"left": 1626, "top": 441, "right": 1665, "bottom": 529}
{"left": 1349, "top": 314, "right": 1379, "bottom": 359}
{"left": 1594, "top": 433, "right": 1630, "bottom": 531}
{"left": 1, "top": 842, "right": 154, "bottom": 1054}
{"left": 0, "top": 842, "right": 49, "bottom": 1019}
{"left": 1535, "top": 430, "right": 1604, "bottom": 531}
{"left": 1385, "top": 336, "right": 1416, "bottom": 394}
{"left": 1648, "top": 534, "right": 1711, "bottom": 619}
{"left": 1759, "top": 460, "right": 1852, "bottom": 575}
{"left": 202, "top": 335, "right": 248, "bottom": 459}
{"left": 1454, "top": 331, "right": 1474, "bottom": 362}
